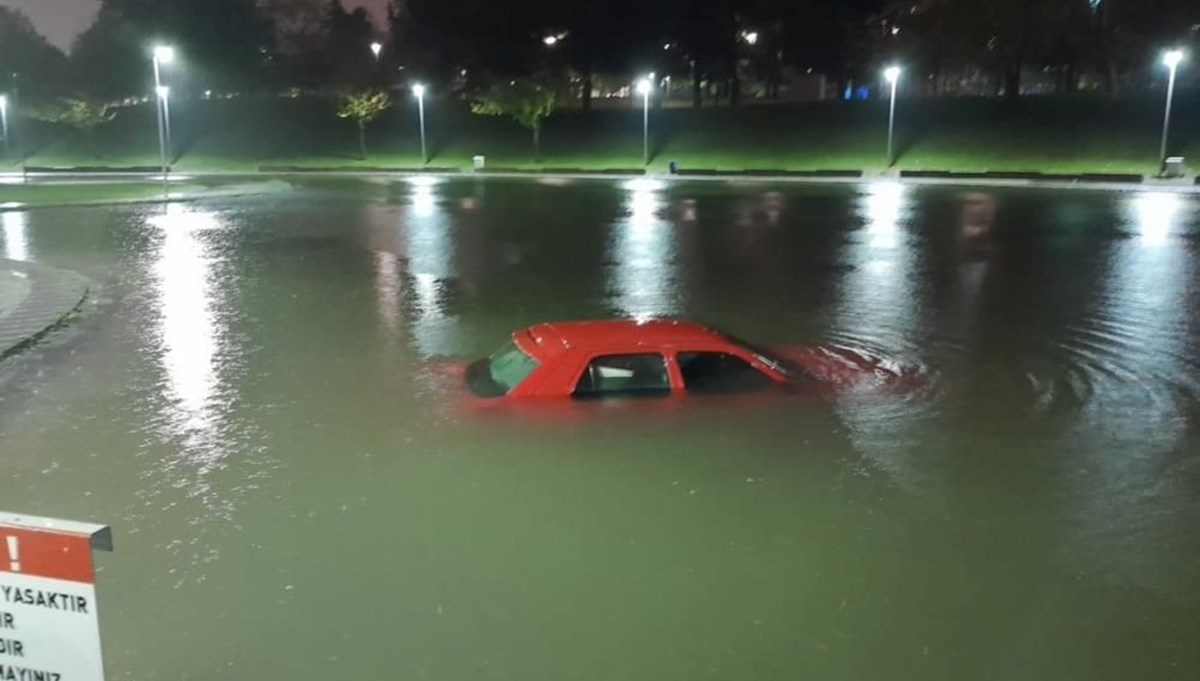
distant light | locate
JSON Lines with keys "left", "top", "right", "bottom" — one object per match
{"left": 663, "top": 43, "right": 671, "bottom": 51}
{"left": 204, "top": 90, "right": 212, "bottom": 98}
{"left": 891, "top": 26, "right": 901, "bottom": 35}
{"left": 370, "top": 42, "right": 383, "bottom": 57}
{"left": 741, "top": 31, "right": 759, "bottom": 45}
{"left": 0, "top": 95, "right": 6, "bottom": 110}
{"left": 884, "top": 66, "right": 902, "bottom": 83}
{"left": 156, "top": 85, "right": 170, "bottom": 99}
{"left": 412, "top": 83, "right": 426, "bottom": 98}
{"left": 542, "top": 35, "right": 558, "bottom": 46}
{"left": 636, "top": 78, "right": 652, "bottom": 96}
{"left": 153, "top": 45, "right": 175, "bottom": 64}
{"left": 1163, "top": 49, "right": 1185, "bottom": 69}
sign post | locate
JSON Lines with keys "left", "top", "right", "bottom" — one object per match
{"left": 0, "top": 513, "right": 112, "bottom": 681}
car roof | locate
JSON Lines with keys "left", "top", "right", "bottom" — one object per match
{"left": 516, "top": 319, "right": 730, "bottom": 358}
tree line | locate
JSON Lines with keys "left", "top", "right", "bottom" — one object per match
{"left": 0, "top": 0, "right": 1195, "bottom": 106}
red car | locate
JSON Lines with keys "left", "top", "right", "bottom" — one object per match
{"left": 465, "top": 319, "right": 899, "bottom": 401}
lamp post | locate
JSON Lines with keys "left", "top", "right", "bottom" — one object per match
{"left": 412, "top": 84, "right": 427, "bottom": 165}
{"left": 637, "top": 77, "right": 652, "bottom": 166}
{"left": 1159, "top": 49, "right": 1185, "bottom": 165}
{"left": 152, "top": 46, "right": 175, "bottom": 179}
{"left": 0, "top": 95, "right": 8, "bottom": 157}
{"left": 884, "top": 66, "right": 901, "bottom": 167}
{"left": 10, "top": 72, "right": 23, "bottom": 178}
{"left": 370, "top": 42, "right": 383, "bottom": 61}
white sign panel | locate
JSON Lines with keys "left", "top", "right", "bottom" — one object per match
{"left": 0, "top": 514, "right": 112, "bottom": 681}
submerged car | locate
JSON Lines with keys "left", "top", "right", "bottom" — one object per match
{"left": 465, "top": 319, "right": 899, "bottom": 400}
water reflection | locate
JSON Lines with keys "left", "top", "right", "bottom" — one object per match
{"left": 410, "top": 175, "right": 438, "bottom": 219}
{"left": 608, "top": 179, "right": 680, "bottom": 320}
{"left": 831, "top": 182, "right": 932, "bottom": 489}
{"left": 2, "top": 211, "right": 28, "bottom": 261}
{"left": 1059, "top": 190, "right": 1198, "bottom": 595}
{"left": 150, "top": 205, "right": 223, "bottom": 437}
{"left": 833, "top": 182, "right": 919, "bottom": 347}
{"left": 1128, "top": 191, "right": 1180, "bottom": 248}
{"left": 403, "top": 176, "right": 458, "bottom": 356}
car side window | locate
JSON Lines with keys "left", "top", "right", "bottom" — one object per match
{"left": 678, "top": 352, "right": 776, "bottom": 394}
{"left": 573, "top": 354, "right": 671, "bottom": 399}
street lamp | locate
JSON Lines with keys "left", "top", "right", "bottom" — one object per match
{"left": 370, "top": 42, "right": 383, "bottom": 60}
{"left": 637, "top": 77, "right": 652, "bottom": 166}
{"left": 741, "top": 31, "right": 759, "bottom": 46}
{"left": 0, "top": 95, "right": 8, "bottom": 157}
{"left": 152, "top": 45, "right": 175, "bottom": 179}
{"left": 542, "top": 35, "right": 559, "bottom": 46}
{"left": 412, "top": 83, "right": 427, "bottom": 165}
{"left": 884, "top": 65, "right": 901, "bottom": 167}
{"left": 1159, "top": 49, "right": 1185, "bottom": 166}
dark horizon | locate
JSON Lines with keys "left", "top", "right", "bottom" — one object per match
{"left": 3, "top": 0, "right": 393, "bottom": 51}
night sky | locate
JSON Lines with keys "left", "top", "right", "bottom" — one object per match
{"left": 4, "top": 0, "right": 392, "bottom": 50}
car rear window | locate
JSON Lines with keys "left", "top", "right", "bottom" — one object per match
{"left": 467, "top": 341, "right": 541, "bottom": 397}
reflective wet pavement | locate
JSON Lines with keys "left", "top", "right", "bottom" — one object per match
{"left": 0, "top": 178, "right": 1198, "bottom": 680}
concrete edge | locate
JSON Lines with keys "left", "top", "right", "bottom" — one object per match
{"left": 0, "top": 263, "right": 92, "bottom": 362}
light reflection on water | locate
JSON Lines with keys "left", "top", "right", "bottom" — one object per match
{"left": 1057, "top": 190, "right": 1199, "bottom": 596}
{"left": 403, "top": 176, "right": 458, "bottom": 357}
{"left": 2, "top": 210, "right": 28, "bottom": 261}
{"left": 609, "top": 178, "right": 680, "bottom": 320}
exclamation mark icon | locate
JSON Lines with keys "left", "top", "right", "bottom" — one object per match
{"left": 4, "top": 536, "right": 19, "bottom": 572}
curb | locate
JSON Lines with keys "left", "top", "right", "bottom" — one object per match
{"left": 0, "top": 261, "right": 92, "bottom": 361}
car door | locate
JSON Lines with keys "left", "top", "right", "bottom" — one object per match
{"left": 571, "top": 352, "right": 673, "bottom": 400}
{"left": 674, "top": 350, "right": 783, "bottom": 396}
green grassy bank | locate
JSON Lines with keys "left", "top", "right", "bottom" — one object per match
{"left": 2, "top": 94, "right": 1197, "bottom": 175}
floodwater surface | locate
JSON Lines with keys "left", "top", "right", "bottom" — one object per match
{"left": 1, "top": 177, "right": 1198, "bottom": 680}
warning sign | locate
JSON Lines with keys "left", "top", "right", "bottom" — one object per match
{"left": 0, "top": 514, "right": 112, "bottom": 681}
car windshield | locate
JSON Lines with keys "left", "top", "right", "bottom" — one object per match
{"left": 467, "top": 341, "right": 540, "bottom": 397}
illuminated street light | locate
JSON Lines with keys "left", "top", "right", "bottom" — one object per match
{"left": 542, "top": 35, "right": 559, "bottom": 46}
{"left": 741, "top": 31, "right": 759, "bottom": 45}
{"left": 152, "top": 45, "right": 175, "bottom": 179}
{"left": 884, "top": 66, "right": 901, "bottom": 167}
{"left": 370, "top": 42, "right": 383, "bottom": 60}
{"left": 153, "top": 45, "right": 175, "bottom": 65}
{"left": 637, "top": 77, "right": 652, "bottom": 166}
{"left": 412, "top": 83, "right": 427, "bottom": 165}
{"left": 1159, "top": 49, "right": 1185, "bottom": 165}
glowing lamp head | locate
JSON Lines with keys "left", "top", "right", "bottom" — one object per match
{"left": 153, "top": 46, "right": 175, "bottom": 64}
{"left": 542, "top": 35, "right": 558, "bottom": 46}
{"left": 370, "top": 42, "right": 383, "bottom": 57}
{"left": 1163, "top": 50, "right": 1185, "bottom": 69}
{"left": 742, "top": 31, "right": 759, "bottom": 45}
{"left": 636, "top": 79, "right": 652, "bottom": 96}
{"left": 156, "top": 85, "right": 170, "bottom": 99}
{"left": 884, "top": 66, "right": 901, "bottom": 84}
{"left": 411, "top": 83, "right": 426, "bottom": 98}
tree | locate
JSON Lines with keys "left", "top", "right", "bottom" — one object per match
{"left": 33, "top": 99, "right": 117, "bottom": 158}
{"left": 70, "top": 0, "right": 271, "bottom": 98}
{"left": 0, "top": 7, "right": 68, "bottom": 100}
{"left": 337, "top": 90, "right": 391, "bottom": 159}
{"left": 471, "top": 79, "right": 557, "bottom": 161}
{"left": 321, "top": 1, "right": 378, "bottom": 89}
{"left": 258, "top": 0, "right": 329, "bottom": 88}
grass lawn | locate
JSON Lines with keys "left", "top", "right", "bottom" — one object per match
{"left": 3, "top": 93, "right": 1196, "bottom": 175}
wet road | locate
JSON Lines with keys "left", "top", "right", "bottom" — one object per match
{"left": 1, "top": 177, "right": 1198, "bottom": 680}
